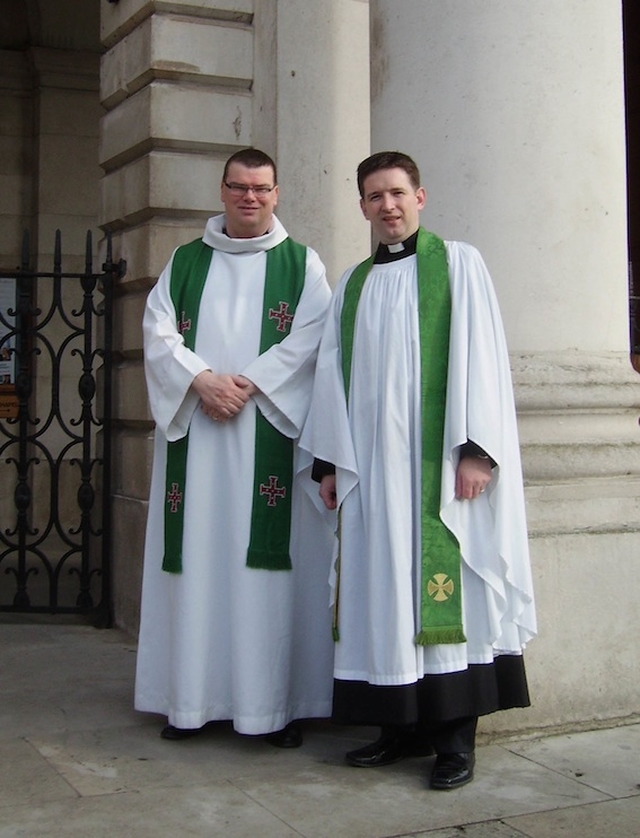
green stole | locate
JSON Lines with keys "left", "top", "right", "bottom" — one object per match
{"left": 340, "top": 227, "right": 466, "bottom": 645}
{"left": 162, "top": 236, "right": 306, "bottom": 574}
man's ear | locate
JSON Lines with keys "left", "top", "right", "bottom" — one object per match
{"left": 360, "top": 198, "right": 369, "bottom": 220}
{"left": 416, "top": 187, "right": 427, "bottom": 210}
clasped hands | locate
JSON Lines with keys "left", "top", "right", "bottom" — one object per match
{"left": 191, "top": 370, "right": 258, "bottom": 423}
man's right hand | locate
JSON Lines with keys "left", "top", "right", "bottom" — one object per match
{"left": 191, "top": 370, "right": 251, "bottom": 421}
{"left": 319, "top": 474, "right": 337, "bottom": 510}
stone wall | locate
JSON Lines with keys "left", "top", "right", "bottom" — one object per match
{"left": 100, "top": 0, "right": 369, "bottom": 632}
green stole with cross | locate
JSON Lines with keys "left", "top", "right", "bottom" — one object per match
{"left": 162, "top": 236, "right": 306, "bottom": 574}
{"left": 340, "top": 227, "right": 466, "bottom": 646}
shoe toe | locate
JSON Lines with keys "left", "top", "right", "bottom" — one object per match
{"left": 430, "top": 752, "right": 475, "bottom": 790}
{"left": 265, "top": 723, "right": 303, "bottom": 748}
{"left": 346, "top": 736, "right": 407, "bottom": 767}
{"left": 160, "top": 724, "right": 202, "bottom": 740}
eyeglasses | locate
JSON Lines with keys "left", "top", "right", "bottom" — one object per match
{"left": 223, "top": 182, "right": 276, "bottom": 197}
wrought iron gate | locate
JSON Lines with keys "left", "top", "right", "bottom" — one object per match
{"left": 0, "top": 230, "right": 125, "bottom": 625}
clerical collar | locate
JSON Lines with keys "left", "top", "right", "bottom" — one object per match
{"left": 374, "top": 230, "right": 419, "bottom": 263}
{"left": 222, "top": 227, "right": 271, "bottom": 239}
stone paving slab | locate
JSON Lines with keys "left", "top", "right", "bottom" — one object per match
{"left": 23, "top": 720, "right": 363, "bottom": 796}
{"left": 0, "top": 623, "right": 140, "bottom": 740}
{"left": 503, "top": 795, "right": 640, "bottom": 838}
{"left": 228, "top": 744, "right": 610, "bottom": 838}
{"left": 1, "top": 621, "right": 640, "bottom": 837}
{"left": 505, "top": 724, "right": 640, "bottom": 798}
{"left": 0, "top": 739, "right": 77, "bottom": 809}
{"left": 0, "top": 784, "right": 302, "bottom": 838}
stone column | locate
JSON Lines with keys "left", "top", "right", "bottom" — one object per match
{"left": 100, "top": 0, "right": 369, "bottom": 631}
{"left": 260, "top": 0, "right": 371, "bottom": 280}
{"left": 370, "top": 0, "right": 640, "bottom": 733}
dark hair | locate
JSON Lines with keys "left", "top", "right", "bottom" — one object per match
{"left": 223, "top": 148, "right": 277, "bottom": 184}
{"left": 356, "top": 151, "right": 421, "bottom": 197}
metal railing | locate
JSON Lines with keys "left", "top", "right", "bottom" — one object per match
{"left": 0, "top": 230, "right": 125, "bottom": 625}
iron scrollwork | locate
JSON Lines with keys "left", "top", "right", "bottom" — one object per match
{"left": 0, "top": 230, "right": 125, "bottom": 624}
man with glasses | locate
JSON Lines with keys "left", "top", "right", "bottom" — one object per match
{"left": 135, "top": 148, "right": 334, "bottom": 748}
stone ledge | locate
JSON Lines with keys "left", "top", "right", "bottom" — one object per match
{"left": 106, "top": 219, "right": 210, "bottom": 282}
{"left": 512, "top": 351, "right": 640, "bottom": 411}
{"left": 101, "top": 14, "right": 252, "bottom": 108}
{"left": 100, "top": 81, "right": 251, "bottom": 170}
{"left": 101, "top": 0, "right": 254, "bottom": 50}
{"left": 525, "top": 475, "right": 640, "bottom": 536}
{"left": 512, "top": 352, "right": 640, "bottom": 482}
{"left": 100, "top": 150, "right": 225, "bottom": 230}
{"left": 521, "top": 439, "right": 640, "bottom": 482}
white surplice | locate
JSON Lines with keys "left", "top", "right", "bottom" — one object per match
{"left": 300, "top": 238, "right": 537, "bottom": 688}
{"left": 135, "top": 215, "right": 335, "bottom": 734}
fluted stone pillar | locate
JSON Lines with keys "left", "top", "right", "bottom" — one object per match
{"left": 99, "top": 0, "right": 369, "bottom": 631}
{"left": 370, "top": 0, "right": 640, "bottom": 734}
{"left": 265, "top": 0, "right": 371, "bottom": 274}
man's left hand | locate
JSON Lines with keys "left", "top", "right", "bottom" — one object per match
{"left": 233, "top": 375, "right": 259, "bottom": 397}
{"left": 455, "top": 456, "right": 492, "bottom": 500}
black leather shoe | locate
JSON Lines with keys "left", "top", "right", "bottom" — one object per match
{"left": 160, "top": 724, "right": 202, "bottom": 740}
{"left": 346, "top": 734, "right": 409, "bottom": 767}
{"left": 430, "top": 752, "right": 475, "bottom": 790}
{"left": 265, "top": 722, "right": 303, "bottom": 748}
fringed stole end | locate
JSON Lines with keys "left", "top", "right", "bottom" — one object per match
{"left": 415, "top": 626, "right": 467, "bottom": 646}
{"left": 246, "top": 549, "right": 292, "bottom": 571}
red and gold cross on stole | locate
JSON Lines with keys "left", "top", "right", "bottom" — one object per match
{"left": 268, "top": 301, "right": 294, "bottom": 333}
{"left": 166, "top": 482, "right": 183, "bottom": 512}
{"left": 178, "top": 311, "right": 191, "bottom": 334}
{"left": 259, "top": 475, "right": 286, "bottom": 507}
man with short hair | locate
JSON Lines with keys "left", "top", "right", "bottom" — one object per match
{"left": 135, "top": 148, "right": 334, "bottom": 746}
{"left": 302, "top": 151, "right": 536, "bottom": 788}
